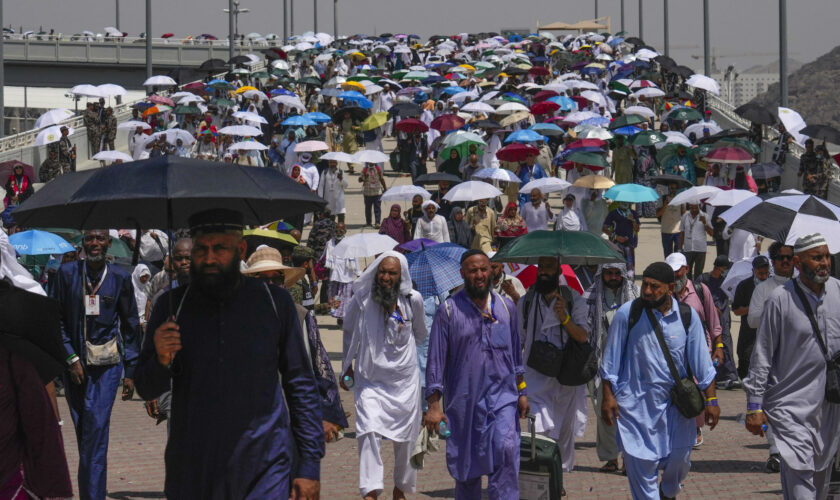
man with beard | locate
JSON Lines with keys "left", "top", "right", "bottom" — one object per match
{"left": 517, "top": 256, "right": 589, "bottom": 477}
{"left": 425, "top": 250, "right": 530, "bottom": 499}
{"left": 488, "top": 251, "right": 525, "bottom": 305}
{"left": 748, "top": 242, "right": 794, "bottom": 334}
{"left": 134, "top": 209, "right": 323, "bottom": 499}
{"left": 601, "top": 262, "right": 719, "bottom": 500}
{"left": 340, "top": 252, "right": 426, "bottom": 500}
{"left": 744, "top": 234, "right": 840, "bottom": 499}
{"left": 50, "top": 229, "right": 141, "bottom": 500}
{"left": 584, "top": 263, "right": 638, "bottom": 474}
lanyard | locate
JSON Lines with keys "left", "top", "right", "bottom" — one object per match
{"left": 83, "top": 262, "right": 108, "bottom": 296}
{"left": 469, "top": 293, "right": 496, "bottom": 323}
{"left": 390, "top": 308, "right": 405, "bottom": 325}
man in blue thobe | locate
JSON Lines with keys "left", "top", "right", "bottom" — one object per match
{"left": 600, "top": 262, "right": 719, "bottom": 500}
{"left": 425, "top": 250, "right": 530, "bottom": 500}
{"left": 515, "top": 153, "right": 547, "bottom": 207}
{"left": 134, "top": 209, "right": 324, "bottom": 499}
{"left": 51, "top": 229, "right": 141, "bottom": 500}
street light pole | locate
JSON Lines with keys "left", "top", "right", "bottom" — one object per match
{"left": 594, "top": 0, "right": 598, "bottom": 19}
{"left": 779, "top": 0, "right": 788, "bottom": 107}
{"left": 228, "top": 0, "right": 234, "bottom": 66}
{"left": 703, "top": 0, "right": 710, "bottom": 75}
{"left": 145, "top": 0, "right": 152, "bottom": 81}
{"left": 116, "top": 0, "right": 120, "bottom": 31}
{"left": 663, "top": 0, "right": 668, "bottom": 57}
{"left": 638, "top": 0, "right": 643, "bottom": 40}
{"left": 314, "top": 0, "right": 318, "bottom": 32}
{"left": 620, "top": 0, "right": 625, "bottom": 32}
{"left": 290, "top": 0, "right": 294, "bottom": 37}
{"left": 333, "top": 0, "right": 337, "bottom": 37}
{"left": 283, "top": 0, "right": 288, "bottom": 40}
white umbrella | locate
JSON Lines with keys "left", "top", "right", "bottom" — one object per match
{"left": 684, "top": 122, "right": 722, "bottom": 137}
{"left": 69, "top": 84, "right": 103, "bottom": 98}
{"left": 233, "top": 111, "right": 269, "bottom": 124}
{"left": 271, "top": 95, "right": 306, "bottom": 112}
{"left": 320, "top": 151, "right": 355, "bottom": 163}
{"left": 143, "top": 75, "right": 177, "bottom": 87}
{"left": 721, "top": 258, "right": 755, "bottom": 300}
{"left": 241, "top": 89, "right": 268, "bottom": 101}
{"left": 92, "top": 150, "right": 133, "bottom": 162}
{"left": 778, "top": 107, "right": 808, "bottom": 145}
{"left": 705, "top": 189, "right": 756, "bottom": 207}
{"left": 149, "top": 129, "right": 196, "bottom": 145}
{"left": 495, "top": 102, "right": 530, "bottom": 115}
{"left": 229, "top": 141, "right": 269, "bottom": 151}
{"left": 668, "top": 185, "right": 721, "bottom": 206}
{"left": 218, "top": 125, "right": 263, "bottom": 137}
{"left": 352, "top": 150, "right": 389, "bottom": 164}
{"left": 686, "top": 74, "right": 721, "bottom": 95}
{"left": 294, "top": 140, "right": 329, "bottom": 153}
{"left": 472, "top": 168, "right": 521, "bottom": 183}
{"left": 171, "top": 91, "right": 199, "bottom": 100}
{"left": 580, "top": 90, "right": 605, "bottom": 106}
{"left": 104, "top": 26, "right": 123, "bottom": 37}
{"left": 565, "top": 111, "right": 600, "bottom": 123}
{"left": 443, "top": 180, "right": 503, "bottom": 202}
{"left": 624, "top": 105, "right": 655, "bottom": 118}
{"left": 118, "top": 120, "right": 151, "bottom": 131}
{"left": 381, "top": 185, "right": 431, "bottom": 202}
{"left": 97, "top": 83, "right": 127, "bottom": 97}
{"left": 635, "top": 48, "right": 659, "bottom": 61}
{"left": 34, "top": 126, "right": 73, "bottom": 146}
{"left": 658, "top": 131, "right": 692, "bottom": 148}
{"left": 271, "top": 60, "right": 290, "bottom": 70}
{"left": 574, "top": 126, "right": 614, "bottom": 140}
{"left": 333, "top": 233, "right": 399, "bottom": 259}
{"left": 34, "top": 108, "right": 74, "bottom": 129}
{"left": 519, "top": 177, "right": 572, "bottom": 194}
{"left": 461, "top": 101, "right": 495, "bottom": 114}
{"left": 631, "top": 88, "right": 665, "bottom": 99}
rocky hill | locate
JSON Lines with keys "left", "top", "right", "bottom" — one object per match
{"left": 750, "top": 46, "right": 840, "bottom": 129}
{"left": 742, "top": 58, "right": 802, "bottom": 74}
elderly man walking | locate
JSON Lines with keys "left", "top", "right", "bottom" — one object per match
{"left": 425, "top": 250, "right": 529, "bottom": 499}
{"left": 744, "top": 233, "right": 840, "bottom": 499}
{"left": 341, "top": 251, "right": 426, "bottom": 500}
{"left": 601, "top": 262, "right": 719, "bottom": 499}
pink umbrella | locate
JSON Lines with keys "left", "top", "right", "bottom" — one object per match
{"left": 703, "top": 146, "right": 755, "bottom": 164}
{"left": 0, "top": 160, "right": 36, "bottom": 180}
{"left": 148, "top": 95, "right": 175, "bottom": 107}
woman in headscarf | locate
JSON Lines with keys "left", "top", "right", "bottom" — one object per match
{"left": 634, "top": 145, "right": 660, "bottom": 218}
{"left": 4, "top": 164, "right": 34, "bottom": 208}
{"left": 447, "top": 206, "right": 473, "bottom": 248}
{"left": 131, "top": 264, "right": 152, "bottom": 328}
{"left": 438, "top": 149, "right": 462, "bottom": 177}
{"left": 495, "top": 201, "right": 527, "bottom": 249}
{"left": 290, "top": 165, "right": 310, "bottom": 187}
{"left": 379, "top": 204, "right": 410, "bottom": 245}
{"left": 413, "top": 200, "right": 450, "bottom": 243}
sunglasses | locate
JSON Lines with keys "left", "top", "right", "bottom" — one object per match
{"left": 773, "top": 255, "right": 794, "bottom": 262}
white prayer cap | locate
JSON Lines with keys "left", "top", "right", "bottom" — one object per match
{"left": 794, "top": 233, "right": 827, "bottom": 254}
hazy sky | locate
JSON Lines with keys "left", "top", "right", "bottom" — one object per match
{"left": 5, "top": 0, "right": 836, "bottom": 73}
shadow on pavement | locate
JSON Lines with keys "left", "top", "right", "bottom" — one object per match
{"left": 691, "top": 459, "right": 767, "bottom": 473}
{"left": 109, "top": 491, "right": 166, "bottom": 499}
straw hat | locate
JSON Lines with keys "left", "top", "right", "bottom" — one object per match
{"left": 242, "top": 246, "right": 305, "bottom": 288}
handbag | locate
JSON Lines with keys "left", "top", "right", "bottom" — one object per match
{"left": 81, "top": 262, "right": 122, "bottom": 367}
{"left": 791, "top": 280, "right": 840, "bottom": 404}
{"left": 645, "top": 308, "right": 705, "bottom": 419}
{"left": 556, "top": 338, "right": 598, "bottom": 386}
{"left": 527, "top": 340, "right": 563, "bottom": 377}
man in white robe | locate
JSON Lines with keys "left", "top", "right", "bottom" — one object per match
{"left": 341, "top": 252, "right": 427, "bottom": 500}
{"left": 317, "top": 160, "right": 349, "bottom": 223}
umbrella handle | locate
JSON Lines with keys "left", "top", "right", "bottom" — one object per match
{"left": 130, "top": 219, "right": 142, "bottom": 267}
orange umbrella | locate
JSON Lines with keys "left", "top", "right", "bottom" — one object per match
{"left": 142, "top": 105, "right": 172, "bottom": 117}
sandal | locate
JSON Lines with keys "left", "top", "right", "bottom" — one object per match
{"left": 599, "top": 460, "right": 619, "bottom": 473}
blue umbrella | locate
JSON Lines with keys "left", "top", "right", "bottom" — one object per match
{"left": 529, "top": 123, "right": 564, "bottom": 136}
{"left": 9, "top": 229, "right": 75, "bottom": 255}
{"left": 580, "top": 66, "right": 604, "bottom": 75}
{"left": 422, "top": 75, "right": 446, "bottom": 85}
{"left": 271, "top": 88, "right": 296, "bottom": 96}
{"left": 282, "top": 115, "right": 317, "bottom": 126}
{"left": 612, "top": 125, "right": 644, "bottom": 136}
{"left": 337, "top": 91, "right": 373, "bottom": 109}
{"left": 303, "top": 112, "right": 332, "bottom": 123}
{"left": 608, "top": 37, "right": 625, "bottom": 46}
{"left": 505, "top": 129, "right": 544, "bottom": 143}
{"left": 502, "top": 92, "right": 527, "bottom": 104}
{"left": 578, "top": 116, "right": 610, "bottom": 127}
{"left": 547, "top": 96, "right": 577, "bottom": 111}
{"left": 441, "top": 86, "right": 467, "bottom": 95}
{"left": 405, "top": 243, "right": 467, "bottom": 298}
{"left": 603, "top": 183, "right": 660, "bottom": 203}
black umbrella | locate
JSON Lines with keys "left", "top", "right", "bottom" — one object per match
{"left": 388, "top": 102, "right": 422, "bottom": 117}
{"left": 800, "top": 124, "right": 840, "bottom": 145}
{"left": 296, "top": 77, "right": 323, "bottom": 87}
{"left": 14, "top": 156, "right": 326, "bottom": 229}
{"left": 199, "top": 58, "right": 227, "bottom": 71}
{"left": 502, "top": 66, "right": 528, "bottom": 76}
{"left": 227, "top": 54, "right": 251, "bottom": 65}
{"left": 331, "top": 106, "right": 370, "bottom": 123}
{"left": 654, "top": 55, "right": 677, "bottom": 69}
{"left": 0, "top": 282, "right": 66, "bottom": 383}
{"left": 624, "top": 37, "right": 645, "bottom": 46}
{"left": 648, "top": 174, "right": 693, "bottom": 189}
{"left": 414, "top": 173, "right": 462, "bottom": 185}
{"left": 734, "top": 102, "right": 777, "bottom": 126}
{"left": 695, "top": 128, "right": 751, "bottom": 145}
{"left": 671, "top": 65, "right": 694, "bottom": 78}
{"left": 472, "top": 119, "right": 502, "bottom": 129}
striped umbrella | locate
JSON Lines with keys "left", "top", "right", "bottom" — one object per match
{"left": 406, "top": 243, "right": 468, "bottom": 298}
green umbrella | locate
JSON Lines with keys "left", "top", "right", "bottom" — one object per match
{"left": 391, "top": 69, "right": 409, "bottom": 80}
{"left": 231, "top": 68, "right": 250, "bottom": 75}
{"left": 608, "top": 81, "right": 631, "bottom": 95}
{"left": 630, "top": 130, "right": 667, "bottom": 146}
{"left": 173, "top": 105, "right": 202, "bottom": 114}
{"left": 491, "top": 230, "right": 625, "bottom": 265}
{"left": 668, "top": 107, "right": 703, "bottom": 121}
{"left": 250, "top": 71, "right": 270, "bottom": 79}
{"left": 70, "top": 234, "right": 133, "bottom": 258}
{"left": 208, "top": 80, "right": 235, "bottom": 90}
{"left": 713, "top": 138, "right": 761, "bottom": 155}
{"left": 567, "top": 151, "right": 609, "bottom": 169}
{"left": 212, "top": 98, "right": 235, "bottom": 108}
{"left": 609, "top": 114, "right": 648, "bottom": 130}
{"left": 657, "top": 144, "right": 703, "bottom": 164}
{"left": 271, "top": 68, "right": 290, "bottom": 77}
{"left": 440, "top": 144, "right": 484, "bottom": 162}
{"left": 296, "top": 77, "right": 323, "bottom": 87}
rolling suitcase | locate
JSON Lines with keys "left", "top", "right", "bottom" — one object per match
{"left": 519, "top": 414, "right": 563, "bottom": 500}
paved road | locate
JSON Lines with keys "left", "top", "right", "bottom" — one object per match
{"left": 56, "top": 139, "right": 783, "bottom": 498}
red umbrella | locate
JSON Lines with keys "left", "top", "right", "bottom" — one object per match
{"left": 161, "top": 33, "right": 174, "bottom": 39}
{"left": 496, "top": 143, "right": 539, "bottom": 162}
{"left": 529, "top": 66, "right": 550, "bottom": 77}
{"left": 703, "top": 146, "right": 755, "bottom": 164}
{"left": 430, "top": 114, "right": 466, "bottom": 132}
{"left": 0, "top": 160, "right": 36, "bottom": 180}
{"left": 570, "top": 96, "right": 589, "bottom": 109}
{"left": 530, "top": 101, "right": 560, "bottom": 115}
{"left": 182, "top": 82, "right": 206, "bottom": 91}
{"left": 148, "top": 95, "right": 175, "bottom": 106}
{"left": 567, "top": 138, "right": 607, "bottom": 149}
{"left": 533, "top": 90, "right": 559, "bottom": 102}
{"left": 394, "top": 118, "right": 429, "bottom": 134}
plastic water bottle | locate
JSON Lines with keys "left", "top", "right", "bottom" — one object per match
{"left": 736, "top": 413, "right": 768, "bottom": 432}
{"left": 713, "top": 359, "right": 719, "bottom": 367}
{"left": 342, "top": 374, "right": 355, "bottom": 389}
{"left": 438, "top": 421, "right": 451, "bottom": 439}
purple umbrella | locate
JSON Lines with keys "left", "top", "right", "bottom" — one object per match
{"left": 398, "top": 238, "right": 440, "bottom": 253}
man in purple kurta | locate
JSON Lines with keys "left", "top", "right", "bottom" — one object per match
{"left": 424, "top": 250, "right": 530, "bottom": 500}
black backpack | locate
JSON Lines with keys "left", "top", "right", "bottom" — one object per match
{"left": 627, "top": 298, "right": 693, "bottom": 336}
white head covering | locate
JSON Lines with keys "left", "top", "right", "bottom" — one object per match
{"left": 131, "top": 264, "right": 152, "bottom": 313}
{"left": 352, "top": 250, "right": 412, "bottom": 298}
{"left": 0, "top": 231, "right": 46, "bottom": 296}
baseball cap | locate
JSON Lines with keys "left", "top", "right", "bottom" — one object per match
{"left": 752, "top": 255, "right": 770, "bottom": 269}
{"left": 665, "top": 252, "right": 687, "bottom": 271}
{"left": 713, "top": 255, "right": 731, "bottom": 269}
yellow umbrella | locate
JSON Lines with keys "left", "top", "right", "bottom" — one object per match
{"left": 360, "top": 112, "right": 389, "bottom": 132}
{"left": 341, "top": 81, "right": 366, "bottom": 92}
{"left": 499, "top": 111, "right": 531, "bottom": 127}
{"left": 347, "top": 51, "right": 367, "bottom": 61}
{"left": 572, "top": 175, "right": 615, "bottom": 189}
{"left": 498, "top": 72, "right": 509, "bottom": 78}
{"left": 584, "top": 63, "right": 606, "bottom": 70}
{"left": 234, "top": 86, "right": 259, "bottom": 94}
{"left": 457, "top": 64, "right": 476, "bottom": 73}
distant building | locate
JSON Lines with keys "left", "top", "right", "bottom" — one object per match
{"left": 712, "top": 73, "right": 778, "bottom": 107}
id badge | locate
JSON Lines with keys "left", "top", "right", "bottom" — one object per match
{"left": 85, "top": 295, "right": 100, "bottom": 316}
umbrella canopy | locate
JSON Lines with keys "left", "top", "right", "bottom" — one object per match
{"left": 0, "top": 160, "right": 35, "bottom": 180}
{"left": 352, "top": 150, "right": 390, "bottom": 164}
{"left": 34, "top": 126, "right": 73, "bottom": 146}
{"left": 666, "top": 107, "right": 703, "bottom": 122}
{"left": 331, "top": 106, "right": 370, "bottom": 122}
{"left": 647, "top": 174, "right": 693, "bottom": 189}
{"left": 721, "top": 195, "right": 840, "bottom": 252}
{"left": 92, "top": 150, "right": 133, "bottom": 162}
{"left": 360, "top": 111, "right": 390, "bottom": 131}
{"left": 629, "top": 130, "right": 667, "bottom": 146}
{"left": 388, "top": 102, "right": 423, "bottom": 117}
{"left": 567, "top": 151, "right": 608, "bottom": 170}
{"left": 572, "top": 175, "right": 615, "bottom": 189}
{"left": 381, "top": 185, "right": 431, "bottom": 202}
{"left": 34, "top": 109, "right": 74, "bottom": 129}
{"left": 282, "top": 116, "right": 317, "bottom": 127}
{"left": 319, "top": 151, "right": 355, "bottom": 163}
{"left": 294, "top": 140, "right": 329, "bottom": 153}
{"left": 749, "top": 162, "right": 783, "bottom": 179}
{"left": 496, "top": 143, "right": 538, "bottom": 162}
{"left": 703, "top": 146, "right": 755, "bottom": 164}
{"left": 668, "top": 185, "right": 721, "bottom": 206}
{"left": 394, "top": 118, "right": 429, "bottom": 134}
{"left": 491, "top": 229, "right": 625, "bottom": 265}
{"left": 9, "top": 229, "right": 76, "bottom": 255}
{"left": 431, "top": 114, "right": 466, "bottom": 131}
{"left": 705, "top": 189, "right": 757, "bottom": 207}
{"left": 333, "top": 233, "right": 399, "bottom": 259}
{"left": 414, "top": 172, "right": 462, "bottom": 185}
{"left": 118, "top": 120, "right": 152, "bottom": 131}
{"left": 398, "top": 238, "right": 440, "bottom": 253}
{"left": 242, "top": 229, "right": 299, "bottom": 254}
{"left": 519, "top": 177, "right": 572, "bottom": 194}
{"left": 472, "top": 168, "right": 521, "bottom": 183}
{"left": 13, "top": 156, "right": 326, "bottom": 229}
{"left": 219, "top": 125, "right": 263, "bottom": 137}
{"left": 442, "top": 181, "right": 503, "bottom": 202}
{"left": 734, "top": 102, "right": 777, "bottom": 126}
{"left": 609, "top": 114, "right": 647, "bottom": 130}
{"left": 405, "top": 243, "right": 467, "bottom": 298}
{"left": 604, "top": 183, "right": 660, "bottom": 203}
{"left": 143, "top": 75, "right": 177, "bottom": 87}
{"left": 799, "top": 124, "right": 840, "bottom": 145}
